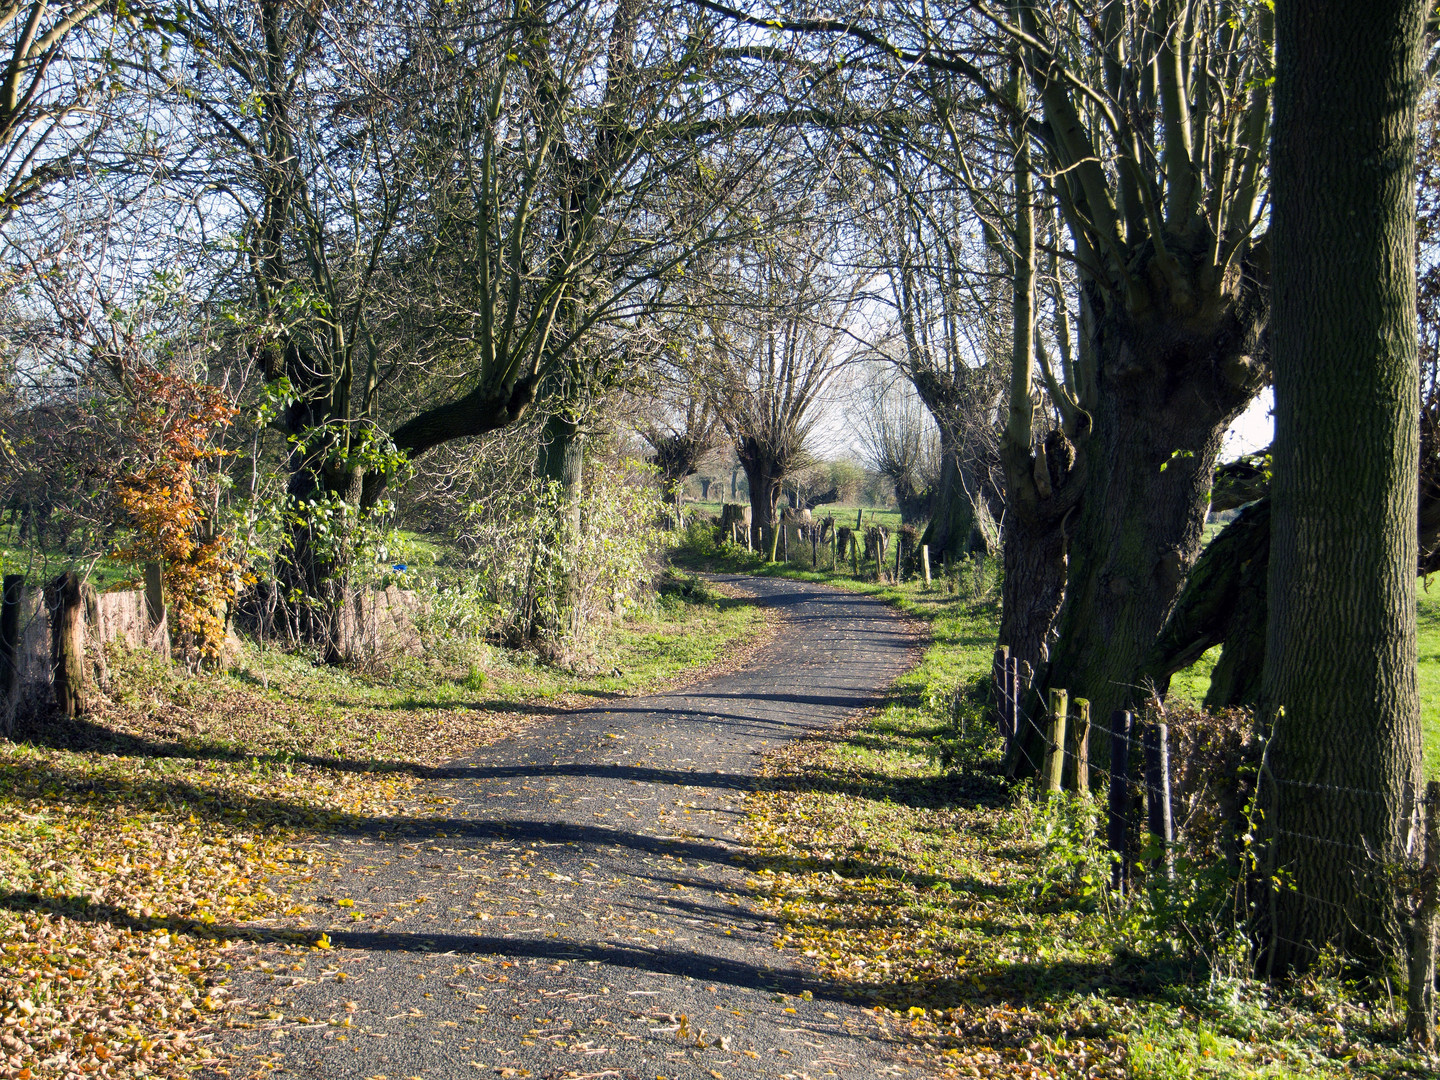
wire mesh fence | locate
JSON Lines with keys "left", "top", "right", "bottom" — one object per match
{"left": 984, "top": 644, "right": 1440, "bottom": 1043}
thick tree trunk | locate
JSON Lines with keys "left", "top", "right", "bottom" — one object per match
{"left": 532, "top": 413, "right": 586, "bottom": 654}
{"left": 1043, "top": 296, "right": 1263, "bottom": 735}
{"left": 538, "top": 413, "right": 585, "bottom": 531}
{"left": 44, "top": 571, "right": 87, "bottom": 717}
{"left": 1143, "top": 499, "right": 1270, "bottom": 710}
{"left": 1260, "top": 0, "right": 1426, "bottom": 975}
{"left": 738, "top": 443, "right": 783, "bottom": 557}
{"left": 1000, "top": 431, "right": 1080, "bottom": 676}
{"left": 280, "top": 446, "right": 363, "bottom": 664}
{"left": 920, "top": 444, "right": 980, "bottom": 561}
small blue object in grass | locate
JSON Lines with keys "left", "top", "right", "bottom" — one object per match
{"left": 392, "top": 563, "right": 408, "bottom": 572}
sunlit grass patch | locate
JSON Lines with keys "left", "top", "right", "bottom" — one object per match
{"left": 0, "top": 569, "right": 764, "bottom": 1077}
{"left": 726, "top": 566, "right": 1434, "bottom": 1080}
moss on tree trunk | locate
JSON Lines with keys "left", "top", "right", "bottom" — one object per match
{"left": 1260, "top": 0, "right": 1427, "bottom": 975}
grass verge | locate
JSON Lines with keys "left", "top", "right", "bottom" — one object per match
{"left": 0, "top": 571, "right": 767, "bottom": 1078}
{"left": 678, "top": 546, "right": 1437, "bottom": 1079}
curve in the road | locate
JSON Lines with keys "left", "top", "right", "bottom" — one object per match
{"left": 219, "top": 574, "right": 926, "bottom": 1080}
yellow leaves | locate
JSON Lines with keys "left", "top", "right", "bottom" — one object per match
{"left": 336, "top": 897, "right": 355, "bottom": 907}
{"left": 313, "top": 933, "right": 333, "bottom": 950}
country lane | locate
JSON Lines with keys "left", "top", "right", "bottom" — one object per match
{"left": 215, "top": 573, "right": 928, "bottom": 1080}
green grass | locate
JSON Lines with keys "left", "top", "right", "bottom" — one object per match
{"left": 180, "top": 570, "right": 771, "bottom": 760}
{"left": 1419, "top": 586, "right": 1440, "bottom": 779}
{"left": 688, "top": 500, "right": 907, "bottom": 533}
{"left": 1167, "top": 589, "right": 1440, "bottom": 778}
{"left": 675, "top": 548, "right": 1431, "bottom": 1077}
{"left": 0, "top": 520, "right": 139, "bottom": 590}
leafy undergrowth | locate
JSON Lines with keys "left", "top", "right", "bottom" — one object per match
{"left": 0, "top": 572, "right": 766, "bottom": 1078}
{"left": 714, "top": 557, "right": 1439, "bottom": 1079}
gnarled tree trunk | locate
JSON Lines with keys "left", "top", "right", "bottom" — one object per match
{"left": 738, "top": 438, "right": 784, "bottom": 557}
{"left": 1043, "top": 287, "right": 1266, "bottom": 735}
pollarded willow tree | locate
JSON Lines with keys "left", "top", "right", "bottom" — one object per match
{"left": 853, "top": 138, "right": 1006, "bottom": 559}
{"left": 706, "top": 231, "right": 858, "bottom": 556}
{"left": 636, "top": 368, "right": 724, "bottom": 511}
{"left": 985, "top": 0, "right": 1273, "bottom": 725}
{"left": 704, "top": 0, "right": 1274, "bottom": 725}
{"left": 163, "top": 0, "right": 795, "bottom": 657}
{"left": 854, "top": 366, "right": 939, "bottom": 526}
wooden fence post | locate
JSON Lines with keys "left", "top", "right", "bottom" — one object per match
{"left": 894, "top": 533, "right": 902, "bottom": 584}
{"left": 992, "top": 646, "right": 1011, "bottom": 748}
{"left": 0, "top": 574, "right": 22, "bottom": 711}
{"left": 921, "top": 544, "right": 932, "bottom": 587}
{"left": 1107, "top": 710, "right": 1134, "bottom": 891}
{"left": 144, "top": 561, "right": 165, "bottom": 629}
{"left": 783, "top": 522, "right": 789, "bottom": 563}
{"left": 44, "top": 571, "right": 87, "bottom": 717}
{"left": 1043, "top": 688, "right": 1068, "bottom": 796}
{"left": 1408, "top": 781, "right": 1440, "bottom": 1044}
{"left": 1011, "top": 658, "right": 1028, "bottom": 768}
{"left": 1072, "top": 699, "right": 1091, "bottom": 795}
{"left": 1142, "top": 717, "right": 1174, "bottom": 874}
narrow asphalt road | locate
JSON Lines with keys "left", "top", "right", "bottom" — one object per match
{"left": 219, "top": 575, "right": 924, "bottom": 1080}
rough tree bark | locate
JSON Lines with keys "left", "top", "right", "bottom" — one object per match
{"left": 1259, "top": 0, "right": 1427, "bottom": 975}
{"left": 44, "top": 571, "right": 87, "bottom": 718}
{"left": 1142, "top": 498, "right": 1270, "bottom": 710}
{"left": 1043, "top": 285, "right": 1265, "bottom": 728}
{"left": 997, "top": 94, "right": 1086, "bottom": 774}
{"left": 919, "top": 442, "right": 980, "bottom": 559}
{"left": 530, "top": 412, "right": 586, "bottom": 653}
{"left": 737, "top": 437, "right": 784, "bottom": 556}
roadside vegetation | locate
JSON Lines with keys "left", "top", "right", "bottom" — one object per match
{"left": 677, "top": 537, "right": 1440, "bottom": 1079}
{"left": 0, "top": 570, "right": 766, "bottom": 1078}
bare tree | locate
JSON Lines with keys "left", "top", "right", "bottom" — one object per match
{"left": 702, "top": 0, "right": 1272, "bottom": 731}
{"left": 708, "top": 234, "right": 857, "bottom": 556}
{"left": 0, "top": 1, "right": 123, "bottom": 225}
{"left": 150, "top": 0, "right": 802, "bottom": 654}
{"left": 854, "top": 366, "right": 937, "bottom": 525}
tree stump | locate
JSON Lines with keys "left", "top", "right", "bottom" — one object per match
{"left": 45, "top": 571, "right": 89, "bottom": 717}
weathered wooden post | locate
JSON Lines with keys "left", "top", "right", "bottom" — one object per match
{"left": 0, "top": 574, "right": 22, "bottom": 710}
{"left": 1043, "top": 689, "right": 1068, "bottom": 797}
{"left": 894, "top": 532, "right": 902, "bottom": 583}
{"left": 921, "top": 544, "right": 932, "bottom": 587}
{"left": 1011, "top": 656, "right": 1022, "bottom": 755}
{"left": 992, "top": 646, "right": 1011, "bottom": 747}
{"left": 1407, "top": 780, "right": 1440, "bottom": 1044}
{"left": 1071, "top": 699, "right": 1091, "bottom": 795}
{"left": 1142, "top": 716, "right": 1174, "bottom": 874}
{"left": 144, "top": 561, "right": 166, "bottom": 629}
{"left": 811, "top": 526, "right": 818, "bottom": 567}
{"left": 782, "top": 521, "right": 789, "bottom": 563}
{"left": 44, "top": 571, "right": 87, "bottom": 717}
{"left": 1108, "top": 710, "right": 1133, "bottom": 892}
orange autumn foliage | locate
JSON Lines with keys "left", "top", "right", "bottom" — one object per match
{"left": 113, "top": 366, "right": 242, "bottom": 663}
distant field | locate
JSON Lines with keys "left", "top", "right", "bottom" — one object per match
{"left": 690, "top": 500, "right": 907, "bottom": 532}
